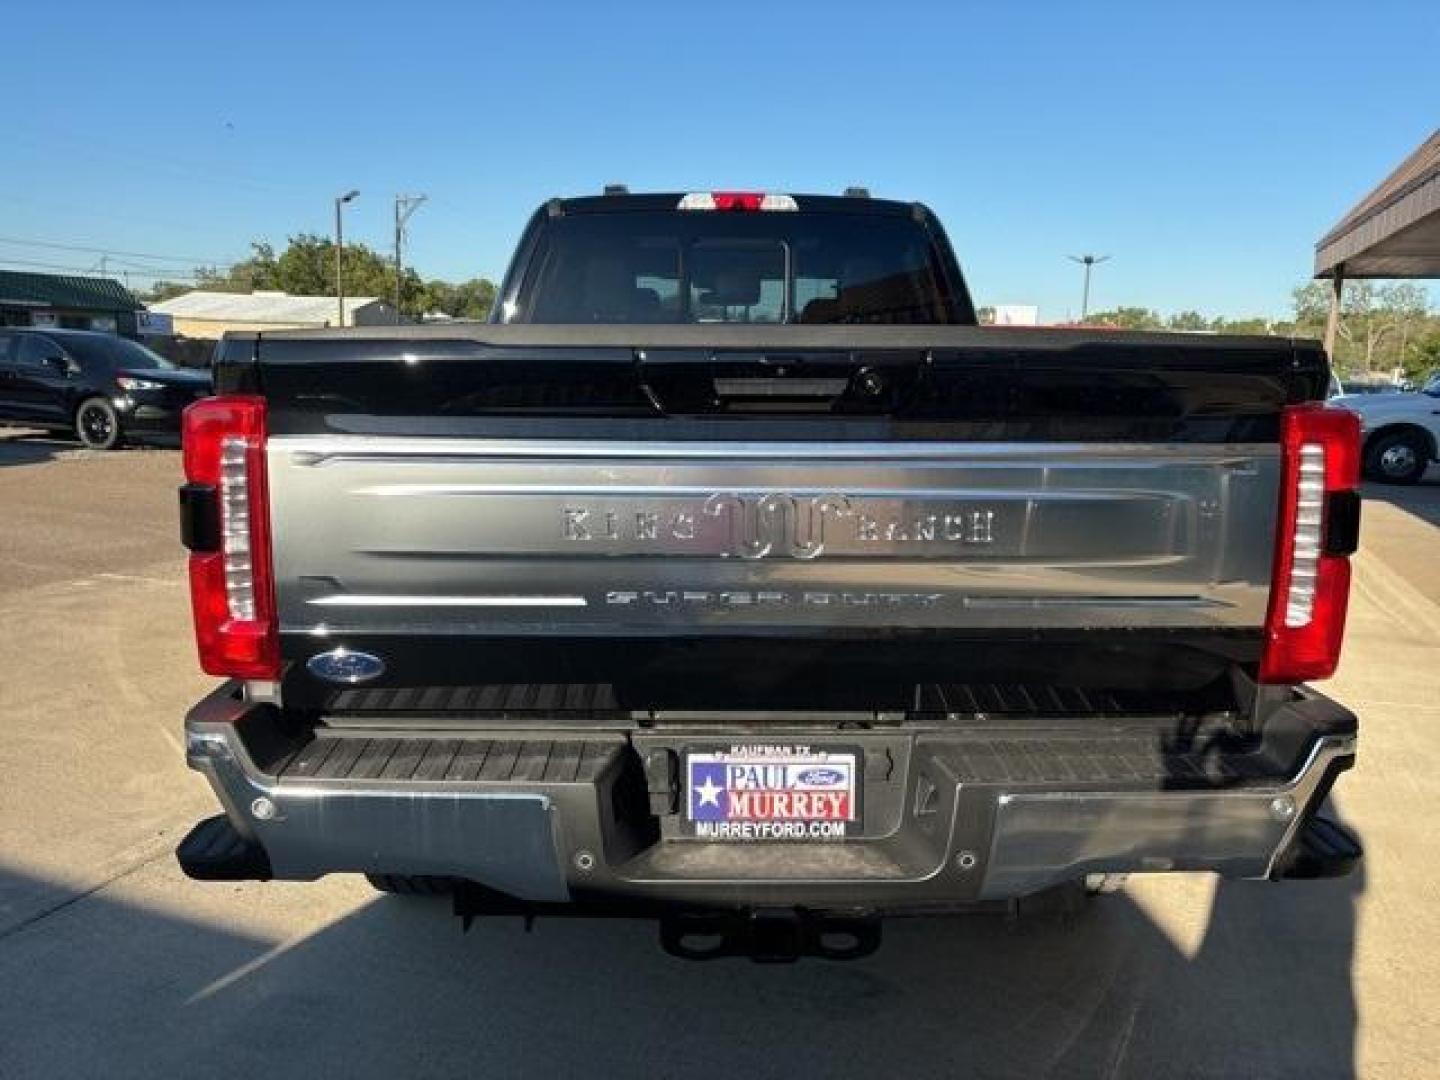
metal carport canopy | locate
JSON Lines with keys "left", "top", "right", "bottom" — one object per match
{"left": 1316, "top": 129, "right": 1440, "bottom": 279}
{"left": 1313, "top": 128, "right": 1440, "bottom": 353}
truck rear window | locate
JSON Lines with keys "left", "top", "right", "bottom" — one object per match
{"left": 512, "top": 212, "right": 957, "bottom": 325}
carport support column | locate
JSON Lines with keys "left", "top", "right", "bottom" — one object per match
{"left": 1323, "top": 264, "right": 1345, "bottom": 359}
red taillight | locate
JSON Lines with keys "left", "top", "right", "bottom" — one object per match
{"left": 182, "top": 395, "right": 278, "bottom": 679}
{"left": 1259, "top": 404, "right": 1361, "bottom": 683}
{"left": 711, "top": 191, "right": 765, "bottom": 212}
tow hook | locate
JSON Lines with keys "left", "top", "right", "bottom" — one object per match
{"left": 659, "top": 908, "right": 881, "bottom": 962}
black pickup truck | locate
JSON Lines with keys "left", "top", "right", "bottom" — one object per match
{"left": 176, "top": 189, "right": 1362, "bottom": 960}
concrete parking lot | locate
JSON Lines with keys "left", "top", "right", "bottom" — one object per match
{"left": 1, "top": 430, "right": 1437, "bottom": 1079}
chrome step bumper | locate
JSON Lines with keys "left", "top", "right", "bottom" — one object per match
{"left": 980, "top": 733, "right": 1353, "bottom": 898}
{"left": 181, "top": 683, "right": 1357, "bottom": 908}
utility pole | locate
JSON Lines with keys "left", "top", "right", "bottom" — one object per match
{"left": 334, "top": 189, "right": 360, "bottom": 326}
{"left": 393, "top": 194, "right": 427, "bottom": 324}
{"left": 1067, "top": 253, "right": 1110, "bottom": 321}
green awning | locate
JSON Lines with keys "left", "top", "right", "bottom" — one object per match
{"left": 0, "top": 270, "right": 143, "bottom": 311}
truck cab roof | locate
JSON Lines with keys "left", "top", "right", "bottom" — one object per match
{"left": 499, "top": 190, "right": 976, "bottom": 325}
{"left": 551, "top": 191, "right": 928, "bottom": 218}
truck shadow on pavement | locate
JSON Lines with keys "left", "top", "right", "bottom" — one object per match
{"left": 0, "top": 856, "right": 1362, "bottom": 1079}
{"left": 0, "top": 430, "right": 179, "bottom": 467}
{"left": 0, "top": 432, "right": 70, "bottom": 467}
{"left": 1362, "top": 468, "right": 1440, "bottom": 525}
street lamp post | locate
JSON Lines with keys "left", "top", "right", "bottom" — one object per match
{"left": 1067, "top": 253, "right": 1110, "bottom": 321}
{"left": 334, "top": 189, "right": 360, "bottom": 326}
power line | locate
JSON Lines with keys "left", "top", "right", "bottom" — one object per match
{"left": 0, "top": 234, "right": 240, "bottom": 268}
{"left": 0, "top": 254, "right": 203, "bottom": 282}
{"left": 6, "top": 125, "right": 321, "bottom": 200}
{"left": 0, "top": 230, "right": 422, "bottom": 273}
{"left": 92, "top": 254, "right": 195, "bottom": 274}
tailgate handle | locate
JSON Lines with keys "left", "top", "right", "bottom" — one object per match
{"left": 712, "top": 377, "right": 850, "bottom": 398}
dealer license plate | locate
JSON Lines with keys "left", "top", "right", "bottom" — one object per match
{"left": 685, "top": 746, "right": 860, "bottom": 841}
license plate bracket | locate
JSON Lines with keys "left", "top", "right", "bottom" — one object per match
{"left": 683, "top": 744, "right": 861, "bottom": 841}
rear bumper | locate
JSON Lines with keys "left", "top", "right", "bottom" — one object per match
{"left": 182, "top": 683, "right": 1357, "bottom": 909}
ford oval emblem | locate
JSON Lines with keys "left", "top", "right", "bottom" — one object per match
{"left": 306, "top": 648, "right": 386, "bottom": 684}
{"left": 796, "top": 767, "right": 844, "bottom": 787}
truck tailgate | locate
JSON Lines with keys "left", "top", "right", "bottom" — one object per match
{"left": 221, "top": 324, "right": 1329, "bottom": 710}
{"left": 270, "top": 436, "right": 1278, "bottom": 635}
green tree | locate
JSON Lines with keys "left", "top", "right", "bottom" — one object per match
{"left": 182, "top": 235, "right": 497, "bottom": 322}
{"left": 270, "top": 234, "right": 395, "bottom": 299}
{"left": 1167, "top": 310, "right": 1212, "bottom": 332}
{"left": 193, "top": 235, "right": 378, "bottom": 299}
{"left": 1293, "top": 280, "right": 1436, "bottom": 376}
{"left": 417, "top": 277, "right": 497, "bottom": 320}
{"left": 142, "top": 280, "right": 194, "bottom": 303}
{"left": 195, "top": 241, "right": 281, "bottom": 292}
{"left": 1411, "top": 327, "right": 1440, "bottom": 379}
{"left": 1384, "top": 283, "right": 1432, "bottom": 378}
{"left": 1084, "top": 306, "right": 1164, "bottom": 330}
{"left": 1212, "top": 316, "right": 1275, "bottom": 336}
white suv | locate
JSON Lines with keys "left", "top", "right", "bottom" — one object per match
{"left": 1332, "top": 374, "right": 1440, "bottom": 484}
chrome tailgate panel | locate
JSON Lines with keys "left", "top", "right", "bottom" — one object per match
{"left": 269, "top": 438, "right": 1279, "bottom": 636}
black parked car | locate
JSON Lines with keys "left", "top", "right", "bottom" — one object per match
{"left": 0, "top": 328, "right": 211, "bottom": 449}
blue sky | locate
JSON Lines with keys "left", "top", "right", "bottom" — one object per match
{"left": 4, "top": 0, "right": 1437, "bottom": 320}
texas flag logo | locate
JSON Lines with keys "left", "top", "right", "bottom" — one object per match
{"left": 690, "top": 761, "right": 732, "bottom": 823}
